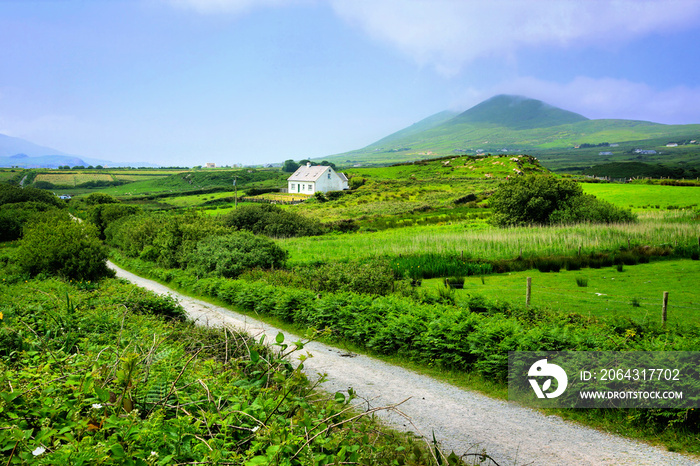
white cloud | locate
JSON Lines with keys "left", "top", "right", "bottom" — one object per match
{"left": 329, "top": 0, "right": 700, "bottom": 76}
{"left": 456, "top": 77, "right": 700, "bottom": 124}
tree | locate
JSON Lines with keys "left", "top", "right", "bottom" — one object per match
{"left": 282, "top": 159, "right": 300, "bottom": 173}
{"left": 16, "top": 211, "right": 114, "bottom": 280}
{"left": 489, "top": 175, "right": 635, "bottom": 226}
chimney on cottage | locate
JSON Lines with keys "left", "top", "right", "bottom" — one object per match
{"left": 306, "top": 162, "right": 311, "bottom": 167}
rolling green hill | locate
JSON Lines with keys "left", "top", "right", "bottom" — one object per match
{"left": 321, "top": 95, "right": 700, "bottom": 171}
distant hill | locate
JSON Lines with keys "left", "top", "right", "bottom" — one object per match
{"left": 0, "top": 132, "right": 159, "bottom": 168}
{"left": 321, "top": 95, "right": 700, "bottom": 171}
{"left": 0, "top": 133, "right": 69, "bottom": 158}
{"left": 0, "top": 154, "right": 88, "bottom": 169}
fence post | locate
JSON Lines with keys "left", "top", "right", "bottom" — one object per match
{"left": 526, "top": 277, "right": 532, "bottom": 308}
{"left": 662, "top": 291, "right": 669, "bottom": 326}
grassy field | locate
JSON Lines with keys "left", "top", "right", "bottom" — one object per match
{"left": 582, "top": 183, "right": 700, "bottom": 210}
{"left": 280, "top": 212, "right": 698, "bottom": 265}
{"left": 34, "top": 172, "right": 115, "bottom": 186}
{"left": 421, "top": 259, "right": 700, "bottom": 323}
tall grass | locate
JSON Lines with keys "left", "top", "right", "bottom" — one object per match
{"left": 281, "top": 213, "right": 698, "bottom": 265}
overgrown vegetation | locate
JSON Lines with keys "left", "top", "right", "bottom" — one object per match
{"left": 0, "top": 267, "right": 452, "bottom": 465}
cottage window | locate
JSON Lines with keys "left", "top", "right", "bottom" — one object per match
{"left": 291, "top": 183, "right": 295, "bottom": 189}
{"left": 308, "top": 184, "right": 313, "bottom": 191}
{"left": 328, "top": 172, "right": 331, "bottom": 179}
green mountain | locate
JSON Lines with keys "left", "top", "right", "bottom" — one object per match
{"left": 446, "top": 94, "right": 588, "bottom": 129}
{"left": 323, "top": 95, "right": 700, "bottom": 171}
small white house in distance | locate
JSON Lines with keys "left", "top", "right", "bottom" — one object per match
{"left": 287, "top": 163, "right": 349, "bottom": 194}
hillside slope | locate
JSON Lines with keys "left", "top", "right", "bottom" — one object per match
{"left": 321, "top": 95, "right": 700, "bottom": 169}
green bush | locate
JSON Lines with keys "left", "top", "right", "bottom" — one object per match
{"left": 296, "top": 260, "right": 396, "bottom": 295}
{"left": 124, "top": 290, "right": 186, "bottom": 320}
{"left": 490, "top": 175, "right": 636, "bottom": 226}
{"left": 15, "top": 211, "right": 114, "bottom": 280}
{"left": 186, "top": 232, "right": 288, "bottom": 278}
{"left": 83, "top": 192, "right": 119, "bottom": 205}
{"left": 106, "top": 211, "right": 227, "bottom": 268}
{"left": 222, "top": 203, "right": 324, "bottom": 238}
{"left": 0, "top": 202, "right": 60, "bottom": 242}
{"left": 88, "top": 202, "right": 141, "bottom": 239}
{"left": 549, "top": 194, "right": 637, "bottom": 225}
{"left": 0, "top": 184, "right": 64, "bottom": 208}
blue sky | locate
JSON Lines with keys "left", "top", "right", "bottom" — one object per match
{"left": 2, "top": 0, "right": 700, "bottom": 166}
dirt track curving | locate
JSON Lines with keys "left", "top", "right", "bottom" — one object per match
{"left": 109, "top": 261, "right": 699, "bottom": 466}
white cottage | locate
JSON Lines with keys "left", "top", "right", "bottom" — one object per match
{"left": 287, "top": 163, "right": 349, "bottom": 194}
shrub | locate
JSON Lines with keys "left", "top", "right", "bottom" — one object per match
{"left": 489, "top": 175, "right": 583, "bottom": 226}
{"left": 15, "top": 211, "right": 113, "bottom": 280}
{"left": 550, "top": 194, "right": 637, "bottom": 225}
{"left": 89, "top": 202, "right": 141, "bottom": 239}
{"left": 84, "top": 192, "right": 119, "bottom": 205}
{"left": 576, "top": 277, "right": 588, "bottom": 287}
{"left": 222, "top": 203, "right": 323, "bottom": 238}
{"left": 106, "top": 211, "right": 227, "bottom": 267}
{"left": 325, "top": 190, "right": 346, "bottom": 201}
{"left": 186, "top": 232, "right": 288, "bottom": 278}
{"left": 295, "top": 260, "right": 396, "bottom": 295}
{"left": 0, "top": 202, "right": 59, "bottom": 242}
{"left": 490, "top": 175, "right": 635, "bottom": 226}
{"left": 454, "top": 193, "right": 477, "bottom": 204}
{"left": 0, "top": 184, "right": 64, "bottom": 208}
{"left": 326, "top": 218, "right": 359, "bottom": 233}
{"left": 349, "top": 177, "right": 365, "bottom": 189}
{"left": 124, "top": 291, "right": 186, "bottom": 320}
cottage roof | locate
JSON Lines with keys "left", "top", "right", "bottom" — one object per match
{"left": 288, "top": 164, "right": 332, "bottom": 182}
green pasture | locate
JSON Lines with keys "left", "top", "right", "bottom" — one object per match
{"left": 159, "top": 190, "right": 237, "bottom": 208}
{"left": 280, "top": 212, "right": 698, "bottom": 266}
{"left": 0, "top": 170, "right": 19, "bottom": 182}
{"left": 582, "top": 183, "right": 700, "bottom": 210}
{"left": 421, "top": 259, "right": 700, "bottom": 324}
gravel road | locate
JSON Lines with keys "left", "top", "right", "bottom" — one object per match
{"left": 109, "top": 262, "right": 699, "bottom": 466}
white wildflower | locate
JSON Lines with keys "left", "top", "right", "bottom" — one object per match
{"left": 92, "top": 403, "right": 103, "bottom": 409}
{"left": 32, "top": 446, "right": 46, "bottom": 456}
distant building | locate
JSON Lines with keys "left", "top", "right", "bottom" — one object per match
{"left": 287, "top": 163, "right": 349, "bottom": 194}
{"left": 599, "top": 151, "right": 613, "bottom": 156}
{"left": 206, "top": 163, "right": 216, "bottom": 168}
{"left": 666, "top": 143, "right": 678, "bottom": 147}
{"left": 634, "top": 149, "right": 657, "bottom": 155}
